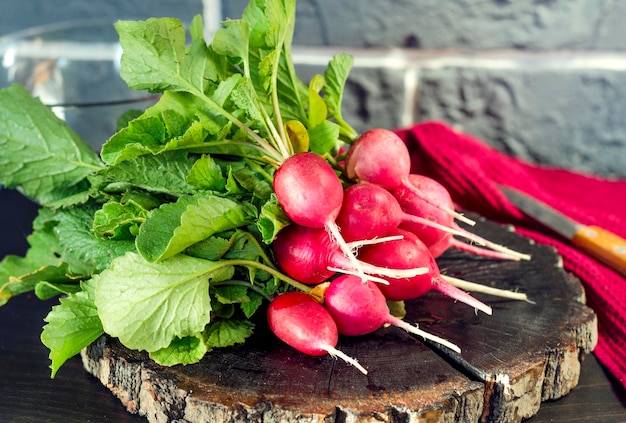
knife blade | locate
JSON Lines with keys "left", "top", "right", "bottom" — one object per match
{"left": 501, "top": 186, "right": 626, "bottom": 277}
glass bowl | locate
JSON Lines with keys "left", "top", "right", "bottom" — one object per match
{"left": 0, "top": 18, "right": 159, "bottom": 150}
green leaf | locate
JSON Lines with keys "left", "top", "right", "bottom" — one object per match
{"left": 0, "top": 260, "right": 73, "bottom": 305}
{"left": 41, "top": 279, "right": 104, "bottom": 377}
{"left": 100, "top": 115, "right": 167, "bottom": 164}
{"left": 227, "top": 77, "right": 266, "bottom": 125}
{"left": 222, "top": 230, "right": 269, "bottom": 262}
{"left": 53, "top": 205, "right": 136, "bottom": 275}
{"left": 94, "top": 252, "right": 233, "bottom": 352}
{"left": 307, "top": 76, "right": 328, "bottom": 129}
{"left": 324, "top": 53, "right": 354, "bottom": 121}
{"left": 203, "top": 319, "right": 254, "bottom": 351}
{"left": 149, "top": 335, "right": 207, "bottom": 366}
{"left": 236, "top": 292, "right": 263, "bottom": 318}
{"left": 92, "top": 200, "right": 150, "bottom": 240}
{"left": 213, "top": 284, "right": 249, "bottom": 305}
{"left": 34, "top": 281, "right": 81, "bottom": 301}
{"left": 186, "top": 154, "right": 227, "bottom": 191}
{"left": 222, "top": 160, "right": 273, "bottom": 202}
{"left": 257, "top": 194, "right": 291, "bottom": 244}
{"left": 211, "top": 19, "right": 251, "bottom": 76}
{"left": 136, "top": 194, "right": 256, "bottom": 262}
{"left": 0, "top": 84, "right": 103, "bottom": 206}
{"left": 240, "top": 292, "right": 264, "bottom": 318}
{"left": 324, "top": 53, "right": 357, "bottom": 139}
{"left": 285, "top": 120, "right": 309, "bottom": 153}
{"left": 97, "top": 151, "right": 196, "bottom": 195}
{"left": 0, "top": 209, "right": 79, "bottom": 304}
{"left": 115, "top": 17, "right": 214, "bottom": 94}
{"left": 101, "top": 91, "right": 205, "bottom": 165}
{"left": 308, "top": 120, "right": 340, "bottom": 156}
{"left": 242, "top": 0, "right": 270, "bottom": 49}
{"left": 242, "top": 0, "right": 308, "bottom": 145}
{"left": 185, "top": 236, "right": 232, "bottom": 260}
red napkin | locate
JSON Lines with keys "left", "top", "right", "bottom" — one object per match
{"left": 395, "top": 120, "right": 626, "bottom": 389}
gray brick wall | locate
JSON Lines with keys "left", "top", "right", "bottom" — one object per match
{"left": 0, "top": 1, "right": 203, "bottom": 37}
{"left": 224, "top": 0, "right": 626, "bottom": 51}
{"left": 2, "top": 1, "right": 624, "bottom": 177}
{"left": 222, "top": 1, "right": 626, "bottom": 178}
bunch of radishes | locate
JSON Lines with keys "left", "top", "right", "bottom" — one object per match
{"left": 266, "top": 128, "right": 531, "bottom": 374}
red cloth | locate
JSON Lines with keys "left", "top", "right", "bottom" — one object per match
{"left": 395, "top": 120, "right": 626, "bottom": 388}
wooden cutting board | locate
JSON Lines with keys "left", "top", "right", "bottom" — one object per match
{"left": 81, "top": 216, "right": 598, "bottom": 423}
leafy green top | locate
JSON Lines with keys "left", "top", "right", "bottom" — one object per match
{"left": 0, "top": 0, "right": 356, "bottom": 377}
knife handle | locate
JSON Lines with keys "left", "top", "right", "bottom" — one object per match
{"left": 572, "top": 226, "right": 626, "bottom": 277}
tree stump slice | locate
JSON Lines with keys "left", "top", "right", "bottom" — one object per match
{"left": 81, "top": 216, "right": 598, "bottom": 423}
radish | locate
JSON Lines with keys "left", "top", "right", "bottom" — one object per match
{"left": 336, "top": 182, "right": 478, "bottom": 244}
{"left": 357, "top": 228, "right": 493, "bottom": 315}
{"left": 267, "top": 291, "right": 367, "bottom": 374}
{"left": 271, "top": 224, "right": 427, "bottom": 284}
{"left": 393, "top": 174, "right": 531, "bottom": 261}
{"left": 273, "top": 152, "right": 368, "bottom": 280}
{"left": 343, "top": 128, "right": 474, "bottom": 226}
{"left": 335, "top": 182, "right": 527, "bottom": 261}
{"left": 335, "top": 182, "right": 401, "bottom": 242}
{"left": 323, "top": 274, "right": 461, "bottom": 353}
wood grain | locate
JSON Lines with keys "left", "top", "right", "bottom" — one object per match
{"left": 81, "top": 216, "right": 598, "bottom": 423}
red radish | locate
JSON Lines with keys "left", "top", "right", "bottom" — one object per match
{"left": 357, "top": 228, "right": 493, "bottom": 315}
{"left": 335, "top": 182, "right": 401, "bottom": 242}
{"left": 273, "top": 152, "right": 343, "bottom": 229}
{"left": 323, "top": 274, "right": 461, "bottom": 353}
{"left": 393, "top": 174, "right": 530, "bottom": 261}
{"left": 267, "top": 291, "right": 367, "bottom": 374}
{"left": 271, "top": 224, "right": 427, "bottom": 284}
{"left": 273, "top": 152, "right": 367, "bottom": 280}
{"left": 336, "top": 182, "right": 473, "bottom": 244}
{"left": 335, "top": 182, "right": 525, "bottom": 261}
{"left": 343, "top": 128, "right": 474, "bottom": 226}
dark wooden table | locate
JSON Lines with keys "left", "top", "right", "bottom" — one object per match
{"left": 1, "top": 189, "right": 625, "bottom": 422}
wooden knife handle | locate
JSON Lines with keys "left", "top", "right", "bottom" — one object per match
{"left": 572, "top": 226, "right": 626, "bottom": 278}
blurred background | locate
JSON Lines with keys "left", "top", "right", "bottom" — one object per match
{"left": 0, "top": 1, "right": 203, "bottom": 258}
{"left": 2, "top": 0, "right": 626, "bottom": 258}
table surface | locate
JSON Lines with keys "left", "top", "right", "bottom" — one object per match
{"left": 1, "top": 189, "right": 625, "bottom": 423}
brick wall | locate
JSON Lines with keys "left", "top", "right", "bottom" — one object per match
{"left": 221, "top": 0, "right": 626, "bottom": 178}
{"left": 0, "top": 1, "right": 203, "bottom": 37}
{"left": 2, "top": 1, "right": 624, "bottom": 177}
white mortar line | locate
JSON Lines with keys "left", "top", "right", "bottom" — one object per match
{"left": 202, "top": 0, "right": 222, "bottom": 42}
{"left": 402, "top": 64, "right": 420, "bottom": 128}
{"left": 292, "top": 46, "right": 626, "bottom": 71}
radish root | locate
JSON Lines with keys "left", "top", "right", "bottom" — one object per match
{"left": 402, "top": 179, "right": 476, "bottom": 226}
{"left": 323, "top": 345, "right": 368, "bottom": 375}
{"left": 441, "top": 275, "right": 533, "bottom": 303}
{"left": 403, "top": 213, "right": 530, "bottom": 261}
{"left": 325, "top": 221, "right": 369, "bottom": 281}
{"left": 389, "top": 316, "right": 461, "bottom": 353}
{"left": 433, "top": 279, "right": 493, "bottom": 315}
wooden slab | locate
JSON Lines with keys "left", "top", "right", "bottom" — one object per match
{"left": 81, "top": 216, "right": 598, "bottom": 423}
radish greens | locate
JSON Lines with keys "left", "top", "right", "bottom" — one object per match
{"left": 0, "top": 0, "right": 354, "bottom": 376}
